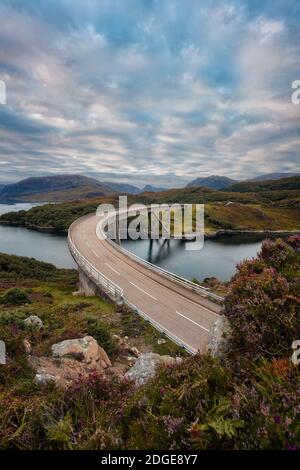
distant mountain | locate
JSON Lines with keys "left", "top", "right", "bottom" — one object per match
{"left": 249, "top": 172, "right": 299, "bottom": 182}
{"left": 223, "top": 175, "right": 300, "bottom": 193}
{"left": 186, "top": 175, "right": 238, "bottom": 190}
{"left": 0, "top": 175, "right": 116, "bottom": 203}
{"left": 139, "top": 184, "right": 166, "bottom": 193}
{"left": 103, "top": 182, "right": 140, "bottom": 194}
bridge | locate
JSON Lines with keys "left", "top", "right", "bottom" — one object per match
{"left": 68, "top": 207, "right": 223, "bottom": 354}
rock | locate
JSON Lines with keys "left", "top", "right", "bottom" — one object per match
{"left": 72, "top": 291, "right": 82, "bottom": 297}
{"left": 112, "top": 334, "right": 140, "bottom": 357}
{"left": 51, "top": 336, "right": 111, "bottom": 369}
{"left": 30, "top": 336, "right": 111, "bottom": 389}
{"left": 113, "top": 334, "right": 127, "bottom": 348}
{"left": 207, "top": 316, "right": 231, "bottom": 358}
{"left": 34, "top": 373, "right": 56, "bottom": 387}
{"left": 23, "top": 338, "right": 32, "bottom": 354}
{"left": 24, "top": 315, "right": 43, "bottom": 329}
{"left": 125, "top": 356, "right": 137, "bottom": 367}
{"left": 128, "top": 346, "right": 140, "bottom": 357}
{"left": 157, "top": 338, "right": 166, "bottom": 345}
{"left": 125, "top": 353, "right": 182, "bottom": 386}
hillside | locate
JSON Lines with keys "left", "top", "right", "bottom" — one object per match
{"left": 0, "top": 175, "right": 116, "bottom": 203}
{"left": 250, "top": 172, "right": 299, "bottom": 181}
{"left": 104, "top": 182, "right": 140, "bottom": 194}
{"left": 224, "top": 175, "right": 300, "bottom": 193}
{"left": 186, "top": 175, "right": 237, "bottom": 190}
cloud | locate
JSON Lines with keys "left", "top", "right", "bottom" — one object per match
{"left": 0, "top": 0, "right": 299, "bottom": 185}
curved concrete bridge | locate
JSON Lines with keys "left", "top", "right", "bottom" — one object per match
{"left": 68, "top": 210, "right": 223, "bottom": 354}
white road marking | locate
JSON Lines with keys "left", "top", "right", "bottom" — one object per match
{"left": 105, "top": 262, "right": 120, "bottom": 276}
{"left": 92, "top": 249, "right": 99, "bottom": 258}
{"left": 183, "top": 297, "right": 220, "bottom": 318}
{"left": 130, "top": 282, "right": 157, "bottom": 301}
{"left": 176, "top": 311, "right": 209, "bottom": 332}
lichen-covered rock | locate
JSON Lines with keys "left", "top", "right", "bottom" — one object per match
{"left": 30, "top": 336, "right": 111, "bottom": 389}
{"left": 34, "top": 373, "right": 56, "bottom": 387}
{"left": 207, "top": 316, "right": 231, "bottom": 358}
{"left": 51, "top": 335, "right": 111, "bottom": 369}
{"left": 125, "top": 353, "right": 182, "bottom": 386}
{"left": 24, "top": 315, "right": 43, "bottom": 329}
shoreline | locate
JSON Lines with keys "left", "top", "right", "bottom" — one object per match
{"left": 0, "top": 219, "right": 299, "bottom": 238}
{"left": 204, "top": 229, "right": 300, "bottom": 239}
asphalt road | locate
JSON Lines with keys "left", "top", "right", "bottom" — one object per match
{"left": 70, "top": 214, "right": 221, "bottom": 353}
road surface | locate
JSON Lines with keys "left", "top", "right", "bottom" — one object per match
{"left": 69, "top": 214, "right": 221, "bottom": 353}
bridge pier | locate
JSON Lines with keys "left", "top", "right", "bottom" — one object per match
{"left": 78, "top": 268, "right": 97, "bottom": 296}
{"left": 77, "top": 268, "right": 124, "bottom": 306}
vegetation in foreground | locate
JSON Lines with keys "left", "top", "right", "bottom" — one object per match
{"left": 0, "top": 236, "right": 299, "bottom": 449}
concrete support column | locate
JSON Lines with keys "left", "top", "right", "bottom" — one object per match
{"left": 78, "top": 268, "right": 97, "bottom": 296}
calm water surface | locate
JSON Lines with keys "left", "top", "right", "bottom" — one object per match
{"left": 0, "top": 203, "right": 76, "bottom": 269}
{"left": 0, "top": 203, "right": 282, "bottom": 279}
{"left": 121, "top": 234, "right": 278, "bottom": 281}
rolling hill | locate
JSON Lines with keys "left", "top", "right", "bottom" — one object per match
{"left": 223, "top": 175, "right": 300, "bottom": 193}
{"left": 0, "top": 175, "right": 113, "bottom": 202}
{"left": 186, "top": 175, "right": 238, "bottom": 190}
{"left": 0, "top": 175, "right": 171, "bottom": 202}
{"left": 249, "top": 172, "right": 299, "bottom": 181}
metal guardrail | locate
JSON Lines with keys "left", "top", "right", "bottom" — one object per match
{"left": 68, "top": 224, "right": 123, "bottom": 300}
{"left": 97, "top": 208, "right": 224, "bottom": 304}
{"left": 125, "top": 299, "right": 197, "bottom": 355}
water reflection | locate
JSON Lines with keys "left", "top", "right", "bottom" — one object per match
{"left": 122, "top": 233, "right": 284, "bottom": 281}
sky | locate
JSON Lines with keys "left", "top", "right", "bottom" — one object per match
{"left": 0, "top": 0, "right": 299, "bottom": 187}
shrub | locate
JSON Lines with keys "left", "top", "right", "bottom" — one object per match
{"left": 223, "top": 236, "right": 300, "bottom": 364}
{"left": 123, "top": 354, "right": 242, "bottom": 450}
{"left": 85, "top": 317, "right": 118, "bottom": 357}
{"left": 1, "top": 288, "right": 30, "bottom": 305}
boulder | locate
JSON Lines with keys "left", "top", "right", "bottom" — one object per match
{"left": 207, "top": 315, "right": 231, "bottom": 358}
{"left": 125, "top": 353, "right": 182, "bottom": 386}
{"left": 51, "top": 335, "right": 111, "bottom": 369}
{"left": 24, "top": 315, "right": 43, "bottom": 329}
{"left": 30, "top": 336, "right": 111, "bottom": 389}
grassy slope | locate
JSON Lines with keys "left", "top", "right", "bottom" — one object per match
{"left": 18, "top": 185, "right": 111, "bottom": 202}
{"left": 0, "top": 253, "right": 183, "bottom": 359}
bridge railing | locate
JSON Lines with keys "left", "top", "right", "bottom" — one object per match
{"left": 124, "top": 299, "right": 197, "bottom": 355}
{"left": 68, "top": 223, "right": 123, "bottom": 300}
{"left": 97, "top": 208, "right": 224, "bottom": 304}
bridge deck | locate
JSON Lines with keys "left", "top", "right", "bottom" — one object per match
{"left": 70, "top": 214, "right": 221, "bottom": 353}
